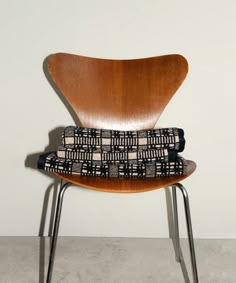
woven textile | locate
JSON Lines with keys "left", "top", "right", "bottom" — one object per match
{"left": 38, "top": 152, "right": 187, "bottom": 178}
{"left": 38, "top": 126, "right": 187, "bottom": 178}
{"left": 62, "top": 126, "right": 185, "bottom": 152}
{"left": 57, "top": 146, "right": 178, "bottom": 163}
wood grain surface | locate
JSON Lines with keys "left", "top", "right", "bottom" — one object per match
{"left": 48, "top": 53, "right": 195, "bottom": 193}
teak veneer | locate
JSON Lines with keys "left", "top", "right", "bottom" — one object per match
{"left": 48, "top": 53, "right": 196, "bottom": 193}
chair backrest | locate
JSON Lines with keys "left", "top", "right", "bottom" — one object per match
{"left": 48, "top": 53, "right": 188, "bottom": 130}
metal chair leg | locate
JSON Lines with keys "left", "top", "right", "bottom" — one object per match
{"left": 46, "top": 182, "right": 71, "bottom": 283}
{"left": 174, "top": 183, "right": 199, "bottom": 283}
{"left": 46, "top": 181, "right": 197, "bottom": 283}
{"left": 172, "top": 185, "right": 190, "bottom": 283}
{"left": 172, "top": 185, "right": 182, "bottom": 262}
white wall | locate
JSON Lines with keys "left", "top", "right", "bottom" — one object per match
{"left": 0, "top": 0, "right": 236, "bottom": 238}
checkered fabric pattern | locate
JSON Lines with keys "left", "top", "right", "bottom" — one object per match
{"left": 57, "top": 146, "right": 178, "bottom": 163}
{"left": 38, "top": 152, "right": 186, "bottom": 178}
{"left": 37, "top": 126, "right": 187, "bottom": 178}
{"left": 62, "top": 126, "right": 185, "bottom": 152}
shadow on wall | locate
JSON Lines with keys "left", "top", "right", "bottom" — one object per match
{"left": 23, "top": 54, "right": 81, "bottom": 283}
{"left": 24, "top": 126, "right": 64, "bottom": 283}
{"left": 24, "top": 128, "right": 63, "bottom": 283}
{"left": 24, "top": 126, "right": 65, "bottom": 170}
{"left": 24, "top": 53, "right": 83, "bottom": 171}
{"left": 43, "top": 54, "right": 80, "bottom": 125}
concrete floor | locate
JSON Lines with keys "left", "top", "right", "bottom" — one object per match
{"left": 0, "top": 237, "right": 235, "bottom": 283}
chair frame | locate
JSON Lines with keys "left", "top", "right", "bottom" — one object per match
{"left": 46, "top": 181, "right": 198, "bottom": 283}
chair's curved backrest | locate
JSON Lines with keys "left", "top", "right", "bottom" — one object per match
{"left": 48, "top": 53, "right": 188, "bottom": 130}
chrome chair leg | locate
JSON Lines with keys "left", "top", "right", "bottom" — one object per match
{"left": 46, "top": 182, "right": 71, "bottom": 283}
{"left": 172, "top": 185, "right": 190, "bottom": 283}
{"left": 172, "top": 185, "right": 182, "bottom": 262}
{"left": 46, "top": 181, "right": 198, "bottom": 283}
{"left": 174, "top": 183, "right": 199, "bottom": 283}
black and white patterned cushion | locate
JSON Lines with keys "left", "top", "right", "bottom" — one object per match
{"left": 38, "top": 152, "right": 186, "bottom": 178}
{"left": 62, "top": 126, "right": 185, "bottom": 152}
{"left": 57, "top": 146, "right": 178, "bottom": 163}
{"left": 37, "top": 126, "right": 187, "bottom": 178}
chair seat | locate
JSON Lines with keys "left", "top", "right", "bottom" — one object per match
{"left": 53, "top": 160, "right": 196, "bottom": 193}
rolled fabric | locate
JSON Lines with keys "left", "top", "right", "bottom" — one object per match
{"left": 61, "top": 126, "right": 185, "bottom": 152}
{"left": 57, "top": 145, "right": 178, "bottom": 163}
{"left": 38, "top": 152, "right": 187, "bottom": 178}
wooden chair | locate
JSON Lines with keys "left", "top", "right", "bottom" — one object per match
{"left": 45, "top": 53, "right": 198, "bottom": 282}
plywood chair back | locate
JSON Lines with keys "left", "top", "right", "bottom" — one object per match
{"left": 48, "top": 53, "right": 188, "bottom": 130}
{"left": 47, "top": 53, "right": 195, "bottom": 193}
